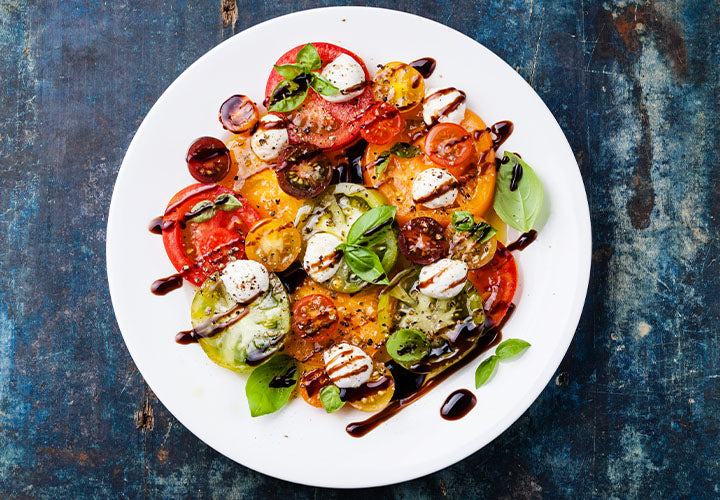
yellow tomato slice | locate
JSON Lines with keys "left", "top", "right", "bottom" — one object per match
{"left": 235, "top": 168, "right": 304, "bottom": 223}
{"left": 244, "top": 218, "right": 302, "bottom": 272}
{"left": 372, "top": 62, "right": 425, "bottom": 113}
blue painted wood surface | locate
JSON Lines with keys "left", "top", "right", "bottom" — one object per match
{"left": 0, "top": 0, "right": 718, "bottom": 497}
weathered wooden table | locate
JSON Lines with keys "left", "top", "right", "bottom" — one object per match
{"left": 1, "top": 1, "right": 718, "bottom": 497}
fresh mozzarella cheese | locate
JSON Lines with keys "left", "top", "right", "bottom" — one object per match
{"left": 422, "top": 87, "right": 467, "bottom": 126}
{"left": 303, "top": 232, "right": 343, "bottom": 283}
{"left": 320, "top": 54, "right": 366, "bottom": 103}
{"left": 323, "top": 343, "right": 373, "bottom": 389}
{"left": 411, "top": 168, "right": 459, "bottom": 209}
{"left": 418, "top": 258, "right": 468, "bottom": 299}
{"left": 220, "top": 260, "right": 270, "bottom": 303}
{"left": 250, "top": 114, "right": 288, "bottom": 162}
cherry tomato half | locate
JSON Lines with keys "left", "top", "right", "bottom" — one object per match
{"left": 219, "top": 94, "right": 259, "bottom": 133}
{"left": 467, "top": 242, "right": 518, "bottom": 329}
{"left": 359, "top": 102, "right": 402, "bottom": 145}
{"left": 299, "top": 368, "right": 332, "bottom": 408}
{"left": 425, "top": 123, "right": 474, "bottom": 174}
{"left": 186, "top": 137, "right": 231, "bottom": 184}
{"left": 276, "top": 142, "right": 333, "bottom": 199}
{"left": 291, "top": 294, "right": 339, "bottom": 342}
{"left": 398, "top": 217, "right": 448, "bottom": 264}
{"left": 244, "top": 218, "right": 302, "bottom": 272}
{"left": 446, "top": 217, "right": 498, "bottom": 270}
{"left": 372, "top": 61, "right": 425, "bottom": 112}
{"left": 344, "top": 363, "right": 395, "bottom": 412}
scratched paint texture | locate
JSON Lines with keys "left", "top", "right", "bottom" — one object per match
{"left": 0, "top": 0, "right": 718, "bottom": 497}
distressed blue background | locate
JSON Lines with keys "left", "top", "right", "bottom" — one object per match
{"left": 0, "top": 0, "right": 718, "bottom": 498}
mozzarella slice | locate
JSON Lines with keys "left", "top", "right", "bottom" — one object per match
{"left": 423, "top": 87, "right": 467, "bottom": 126}
{"left": 303, "top": 232, "right": 343, "bottom": 283}
{"left": 320, "top": 54, "right": 366, "bottom": 103}
{"left": 250, "top": 114, "right": 288, "bottom": 162}
{"left": 418, "top": 258, "right": 468, "bottom": 299}
{"left": 323, "top": 343, "right": 373, "bottom": 389}
{"left": 220, "top": 260, "right": 270, "bottom": 303}
{"left": 411, "top": 168, "right": 459, "bottom": 209}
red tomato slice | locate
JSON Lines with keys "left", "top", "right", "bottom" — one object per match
{"left": 467, "top": 242, "right": 518, "bottom": 329}
{"left": 360, "top": 102, "right": 402, "bottom": 145}
{"left": 291, "top": 294, "right": 339, "bottom": 342}
{"left": 425, "top": 123, "right": 474, "bottom": 176}
{"left": 265, "top": 42, "right": 373, "bottom": 151}
{"left": 161, "top": 184, "right": 261, "bottom": 285}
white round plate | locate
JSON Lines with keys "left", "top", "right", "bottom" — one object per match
{"left": 107, "top": 6, "right": 591, "bottom": 488}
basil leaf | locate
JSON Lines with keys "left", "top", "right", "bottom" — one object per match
{"left": 374, "top": 153, "right": 392, "bottom": 176}
{"left": 319, "top": 385, "right": 345, "bottom": 413}
{"left": 268, "top": 79, "right": 309, "bottom": 113}
{"left": 346, "top": 206, "right": 396, "bottom": 246}
{"left": 389, "top": 142, "right": 421, "bottom": 159}
{"left": 452, "top": 211, "right": 475, "bottom": 231}
{"left": 274, "top": 63, "right": 305, "bottom": 80}
{"left": 245, "top": 355, "right": 298, "bottom": 417}
{"left": 387, "top": 328, "right": 429, "bottom": 362}
{"left": 475, "top": 355, "right": 498, "bottom": 388}
{"left": 296, "top": 43, "right": 322, "bottom": 72}
{"left": 309, "top": 73, "right": 339, "bottom": 96}
{"left": 187, "top": 200, "right": 216, "bottom": 223}
{"left": 214, "top": 193, "right": 242, "bottom": 212}
{"left": 495, "top": 338, "right": 531, "bottom": 360}
{"left": 493, "top": 152, "right": 544, "bottom": 232}
{"left": 339, "top": 244, "right": 389, "bottom": 285}
{"left": 469, "top": 222, "right": 497, "bottom": 244}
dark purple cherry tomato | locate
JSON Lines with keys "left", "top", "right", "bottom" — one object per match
{"left": 398, "top": 217, "right": 448, "bottom": 264}
{"left": 186, "top": 137, "right": 231, "bottom": 183}
{"left": 219, "top": 95, "right": 259, "bottom": 133}
{"left": 276, "top": 142, "right": 333, "bottom": 199}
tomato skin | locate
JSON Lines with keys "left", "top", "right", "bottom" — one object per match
{"left": 359, "top": 102, "right": 402, "bottom": 145}
{"left": 467, "top": 242, "right": 518, "bottom": 329}
{"left": 161, "top": 184, "right": 261, "bottom": 285}
{"left": 186, "top": 137, "right": 231, "bottom": 183}
{"left": 425, "top": 123, "right": 474, "bottom": 175}
{"left": 265, "top": 43, "right": 372, "bottom": 151}
{"left": 291, "top": 294, "right": 339, "bottom": 342}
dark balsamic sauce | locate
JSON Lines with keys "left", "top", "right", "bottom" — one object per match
{"left": 151, "top": 274, "right": 184, "bottom": 295}
{"left": 333, "top": 139, "right": 368, "bottom": 184}
{"left": 346, "top": 305, "right": 516, "bottom": 437}
{"left": 489, "top": 120, "right": 514, "bottom": 150}
{"left": 276, "top": 261, "right": 308, "bottom": 294}
{"left": 149, "top": 216, "right": 164, "bottom": 234}
{"left": 509, "top": 163, "right": 523, "bottom": 191}
{"left": 409, "top": 57, "right": 437, "bottom": 78}
{"left": 175, "top": 303, "right": 248, "bottom": 344}
{"left": 339, "top": 375, "right": 393, "bottom": 402}
{"left": 440, "top": 389, "right": 477, "bottom": 420}
{"left": 269, "top": 366, "right": 298, "bottom": 388}
{"left": 506, "top": 230, "right": 538, "bottom": 252}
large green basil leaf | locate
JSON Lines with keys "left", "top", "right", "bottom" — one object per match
{"left": 493, "top": 152, "right": 544, "bottom": 232}
{"left": 245, "top": 354, "right": 298, "bottom": 417}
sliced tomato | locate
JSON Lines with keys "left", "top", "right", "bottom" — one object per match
{"left": 291, "top": 294, "right": 339, "bottom": 342}
{"left": 299, "top": 368, "right": 332, "bottom": 408}
{"left": 245, "top": 218, "right": 302, "bottom": 272}
{"left": 425, "top": 123, "right": 474, "bottom": 175}
{"left": 467, "top": 242, "right": 518, "bottom": 329}
{"left": 161, "top": 184, "right": 261, "bottom": 285}
{"left": 359, "top": 102, "right": 402, "bottom": 145}
{"left": 398, "top": 217, "right": 448, "bottom": 264}
{"left": 275, "top": 142, "right": 333, "bottom": 198}
{"left": 265, "top": 43, "right": 373, "bottom": 151}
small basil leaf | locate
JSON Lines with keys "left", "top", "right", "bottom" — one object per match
{"left": 495, "top": 338, "right": 531, "bottom": 360}
{"left": 245, "top": 354, "right": 298, "bottom": 417}
{"left": 296, "top": 43, "right": 322, "bottom": 72}
{"left": 274, "top": 63, "right": 306, "bottom": 80}
{"left": 387, "top": 328, "right": 429, "bottom": 362}
{"left": 214, "top": 193, "right": 243, "bottom": 212}
{"left": 389, "top": 142, "right": 421, "bottom": 159}
{"left": 341, "top": 244, "right": 389, "bottom": 285}
{"left": 309, "top": 73, "right": 339, "bottom": 96}
{"left": 469, "top": 222, "right": 498, "bottom": 244}
{"left": 493, "top": 152, "right": 544, "bottom": 232}
{"left": 475, "top": 355, "right": 498, "bottom": 388}
{"left": 452, "top": 211, "right": 475, "bottom": 231}
{"left": 346, "top": 206, "right": 396, "bottom": 246}
{"left": 374, "top": 153, "right": 392, "bottom": 176}
{"left": 187, "top": 200, "right": 216, "bottom": 223}
{"left": 319, "top": 385, "right": 345, "bottom": 413}
{"left": 268, "top": 80, "right": 309, "bottom": 113}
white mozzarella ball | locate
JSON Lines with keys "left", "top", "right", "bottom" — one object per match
{"left": 250, "top": 115, "right": 289, "bottom": 162}
{"left": 323, "top": 343, "right": 373, "bottom": 389}
{"left": 418, "top": 258, "right": 468, "bottom": 299}
{"left": 320, "top": 54, "right": 366, "bottom": 103}
{"left": 220, "top": 260, "right": 270, "bottom": 303}
{"left": 303, "top": 232, "right": 343, "bottom": 283}
{"left": 411, "top": 168, "right": 459, "bottom": 209}
{"left": 423, "top": 87, "right": 467, "bottom": 126}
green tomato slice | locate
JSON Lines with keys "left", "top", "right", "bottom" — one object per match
{"left": 190, "top": 272, "right": 290, "bottom": 372}
{"left": 379, "top": 266, "right": 485, "bottom": 376}
{"left": 295, "top": 183, "right": 398, "bottom": 293}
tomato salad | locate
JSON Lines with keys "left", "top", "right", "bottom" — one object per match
{"left": 149, "top": 43, "right": 544, "bottom": 433}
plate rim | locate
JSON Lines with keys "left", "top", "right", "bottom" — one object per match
{"left": 106, "top": 5, "right": 592, "bottom": 488}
